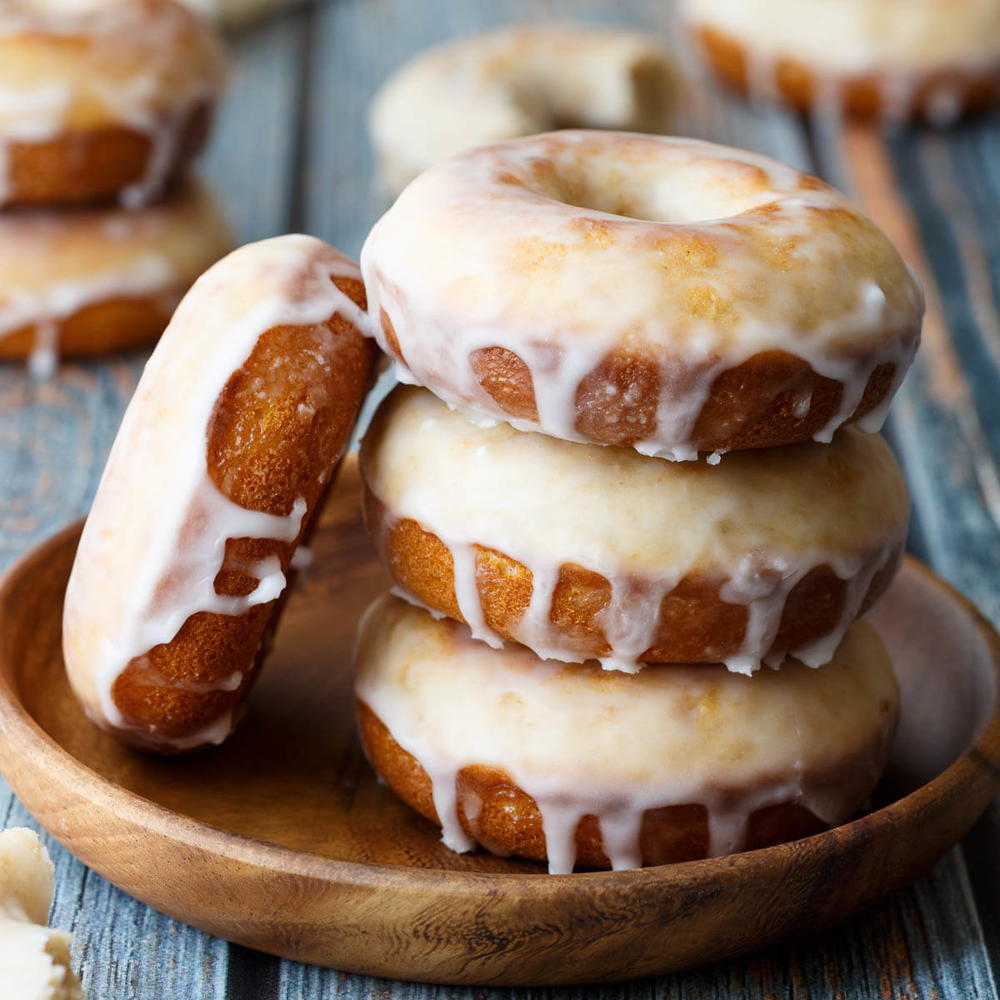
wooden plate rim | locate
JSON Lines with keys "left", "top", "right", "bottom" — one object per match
{"left": 0, "top": 519, "right": 998, "bottom": 900}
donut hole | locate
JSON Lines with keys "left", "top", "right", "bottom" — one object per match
{"left": 629, "top": 55, "right": 678, "bottom": 129}
{"left": 506, "top": 52, "right": 675, "bottom": 134}
{"left": 535, "top": 145, "right": 782, "bottom": 225}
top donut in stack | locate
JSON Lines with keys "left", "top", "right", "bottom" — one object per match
{"left": 353, "top": 130, "right": 922, "bottom": 872}
{"left": 0, "top": 0, "right": 230, "bottom": 369}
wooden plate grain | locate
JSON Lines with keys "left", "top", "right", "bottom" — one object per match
{"left": 0, "top": 457, "right": 998, "bottom": 987}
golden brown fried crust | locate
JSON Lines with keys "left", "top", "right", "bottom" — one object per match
{"left": 361, "top": 490, "right": 902, "bottom": 665}
{"left": 357, "top": 701, "right": 828, "bottom": 868}
{"left": 469, "top": 344, "right": 897, "bottom": 453}
{"left": 2, "top": 102, "right": 213, "bottom": 208}
{"left": 0, "top": 292, "right": 180, "bottom": 359}
{"left": 694, "top": 25, "right": 1000, "bottom": 122}
{"left": 381, "top": 298, "right": 899, "bottom": 452}
{"left": 110, "top": 277, "right": 378, "bottom": 750}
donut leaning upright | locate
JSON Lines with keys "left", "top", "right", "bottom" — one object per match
{"left": 355, "top": 130, "right": 922, "bottom": 873}
{"left": 64, "top": 235, "right": 378, "bottom": 753}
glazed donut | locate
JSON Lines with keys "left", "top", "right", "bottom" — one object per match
{"left": 361, "top": 131, "right": 923, "bottom": 461}
{"left": 370, "top": 23, "right": 677, "bottom": 195}
{"left": 0, "top": 0, "right": 226, "bottom": 209}
{"left": 681, "top": 0, "right": 1000, "bottom": 125}
{"left": 0, "top": 180, "right": 231, "bottom": 376}
{"left": 355, "top": 595, "right": 900, "bottom": 873}
{"left": 360, "top": 386, "right": 909, "bottom": 674}
{"left": 63, "top": 234, "right": 378, "bottom": 753}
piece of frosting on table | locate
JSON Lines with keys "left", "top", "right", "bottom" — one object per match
{"left": 0, "top": 828, "right": 82, "bottom": 1000}
{"left": 180, "top": 0, "right": 302, "bottom": 26}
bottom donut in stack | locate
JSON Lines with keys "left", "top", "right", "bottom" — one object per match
{"left": 355, "top": 595, "right": 899, "bottom": 874}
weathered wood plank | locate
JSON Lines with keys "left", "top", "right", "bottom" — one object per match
{"left": 888, "top": 123, "right": 1000, "bottom": 980}
{"left": 273, "top": 848, "right": 996, "bottom": 1000}
{"left": 818, "top": 126, "right": 1000, "bottom": 645}
{"left": 0, "top": 359, "right": 142, "bottom": 568}
{"left": 810, "top": 117, "right": 1000, "bottom": 990}
{"left": 202, "top": 6, "right": 312, "bottom": 244}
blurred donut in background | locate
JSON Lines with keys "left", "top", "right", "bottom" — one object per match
{"left": 681, "top": 0, "right": 1000, "bottom": 126}
{"left": 0, "top": 180, "right": 231, "bottom": 376}
{"left": 370, "top": 23, "right": 678, "bottom": 195}
{"left": 0, "top": 0, "right": 226, "bottom": 209}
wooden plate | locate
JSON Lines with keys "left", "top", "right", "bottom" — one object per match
{"left": 0, "top": 457, "right": 998, "bottom": 986}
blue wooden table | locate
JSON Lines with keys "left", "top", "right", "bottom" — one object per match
{"left": 1, "top": 1, "right": 998, "bottom": 996}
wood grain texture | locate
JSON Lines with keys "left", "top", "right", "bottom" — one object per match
{"left": 0, "top": 465, "right": 998, "bottom": 986}
{"left": 0, "top": 0, "right": 997, "bottom": 995}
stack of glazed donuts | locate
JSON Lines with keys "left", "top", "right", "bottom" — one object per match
{"left": 60, "top": 128, "right": 923, "bottom": 875}
{"left": 0, "top": 0, "right": 230, "bottom": 375}
{"left": 354, "top": 129, "right": 923, "bottom": 873}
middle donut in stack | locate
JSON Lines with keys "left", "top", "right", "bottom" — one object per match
{"left": 355, "top": 130, "right": 923, "bottom": 874}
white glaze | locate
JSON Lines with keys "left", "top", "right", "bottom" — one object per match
{"left": 355, "top": 595, "right": 900, "bottom": 873}
{"left": 361, "top": 387, "right": 910, "bottom": 674}
{"left": 0, "top": 0, "right": 226, "bottom": 206}
{"left": 370, "top": 23, "right": 677, "bottom": 195}
{"left": 360, "top": 132, "right": 923, "bottom": 460}
{"left": 0, "top": 180, "right": 231, "bottom": 370}
{"left": 682, "top": 0, "right": 1000, "bottom": 126}
{"left": 63, "top": 234, "right": 370, "bottom": 750}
